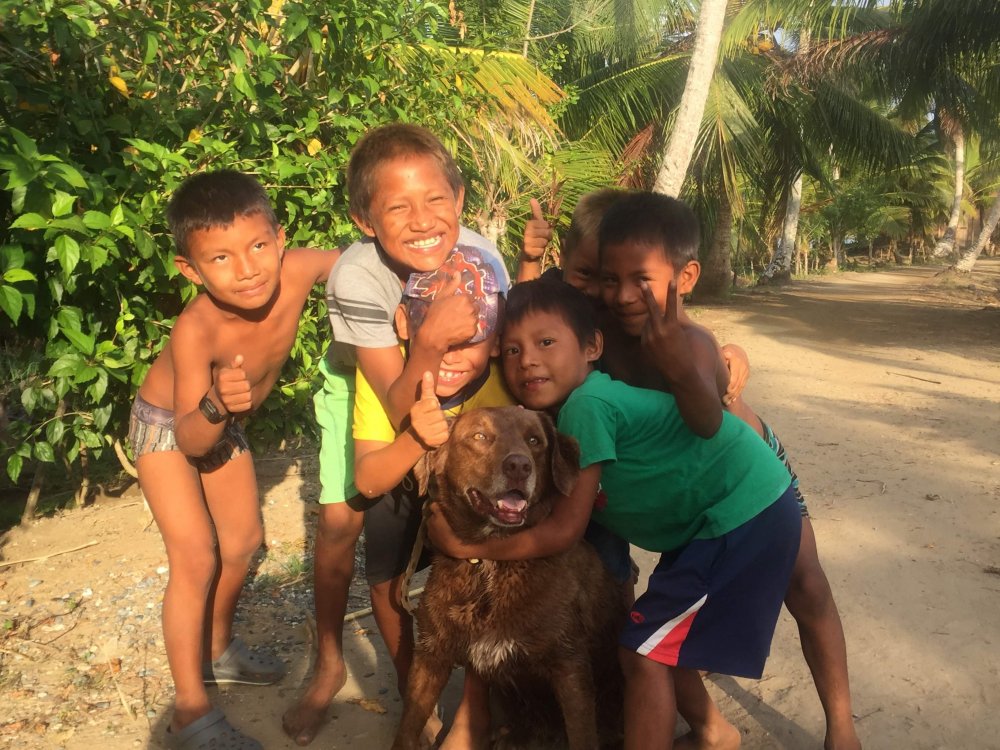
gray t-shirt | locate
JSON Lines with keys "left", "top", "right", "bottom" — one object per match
{"left": 325, "top": 226, "right": 509, "bottom": 370}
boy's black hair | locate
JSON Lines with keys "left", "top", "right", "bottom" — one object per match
{"left": 167, "top": 170, "right": 278, "bottom": 258}
{"left": 347, "top": 123, "right": 464, "bottom": 226}
{"left": 505, "top": 278, "right": 598, "bottom": 349}
{"left": 597, "top": 191, "right": 700, "bottom": 270}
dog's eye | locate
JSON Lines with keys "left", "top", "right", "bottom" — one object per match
{"left": 526, "top": 435, "right": 540, "bottom": 446}
{"left": 473, "top": 432, "right": 488, "bottom": 441}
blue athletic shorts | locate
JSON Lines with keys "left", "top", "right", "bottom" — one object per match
{"left": 621, "top": 486, "right": 801, "bottom": 679}
{"left": 584, "top": 520, "right": 632, "bottom": 584}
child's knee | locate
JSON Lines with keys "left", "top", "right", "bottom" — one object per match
{"left": 217, "top": 524, "right": 264, "bottom": 564}
{"left": 317, "top": 501, "right": 364, "bottom": 545}
{"left": 168, "top": 544, "right": 219, "bottom": 587}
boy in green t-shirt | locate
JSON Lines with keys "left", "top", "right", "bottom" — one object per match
{"left": 428, "top": 279, "right": 802, "bottom": 749}
{"left": 597, "top": 192, "right": 859, "bottom": 750}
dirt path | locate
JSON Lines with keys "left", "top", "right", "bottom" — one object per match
{"left": 1, "top": 262, "right": 998, "bottom": 749}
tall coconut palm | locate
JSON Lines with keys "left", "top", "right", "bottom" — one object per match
{"left": 789, "top": 0, "right": 1000, "bottom": 263}
{"left": 652, "top": 0, "right": 729, "bottom": 196}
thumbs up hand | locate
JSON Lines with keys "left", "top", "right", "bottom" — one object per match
{"left": 522, "top": 197, "right": 553, "bottom": 262}
{"left": 215, "top": 354, "right": 253, "bottom": 414}
{"left": 408, "top": 371, "right": 450, "bottom": 449}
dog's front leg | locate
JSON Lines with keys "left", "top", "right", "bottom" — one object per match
{"left": 391, "top": 650, "right": 451, "bottom": 750}
{"left": 551, "top": 657, "right": 600, "bottom": 750}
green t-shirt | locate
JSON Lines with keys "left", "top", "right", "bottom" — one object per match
{"left": 557, "top": 371, "right": 791, "bottom": 552}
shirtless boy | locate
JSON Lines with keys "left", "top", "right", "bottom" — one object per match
{"left": 130, "top": 170, "right": 339, "bottom": 750}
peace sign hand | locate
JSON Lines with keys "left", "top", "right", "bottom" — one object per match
{"left": 640, "top": 281, "right": 695, "bottom": 387}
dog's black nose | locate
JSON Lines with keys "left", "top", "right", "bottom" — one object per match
{"left": 502, "top": 453, "right": 532, "bottom": 481}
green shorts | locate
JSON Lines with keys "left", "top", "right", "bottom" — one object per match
{"left": 314, "top": 358, "right": 359, "bottom": 504}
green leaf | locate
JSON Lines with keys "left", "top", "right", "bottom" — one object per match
{"left": 73, "top": 365, "right": 98, "bottom": 384}
{"left": 82, "top": 210, "right": 112, "bottom": 229}
{"left": 92, "top": 405, "right": 112, "bottom": 431}
{"left": 34, "top": 441, "right": 55, "bottom": 463}
{"left": 0, "top": 244, "right": 25, "bottom": 272}
{"left": 7, "top": 454, "right": 23, "bottom": 484}
{"left": 54, "top": 235, "right": 81, "bottom": 275}
{"left": 10, "top": 213, "right": 48, "bottom": 230}
{"left": 88, "top": 369, "right": 108, "bottom": 401}
{"left": 3, "top": 268, "right": 36, "bottom": 283}
{"left": 57, "top": 306, "right": 83, "bottom": 331}
{"left": 0, "top": 286, "right": 23, "bottom": 323}
{"left": 143, "top": 32, "right": 159, "bottom": 64}
{"left": 21, "top": 387, "right": 37, "bottom": 412}
{"left": 232, "top": 70, "right": 253, "bottom": 99}
{"left": 10, "top": 128, "right": 38, "bottom": 158}
{"left": 228, "top": 46, "right": 247, "bottom": 70}
{"left": 110, "top": 204, "right": 124, "bottom": 225}
{"left": 49, "top": 352, "right": 85, "bottom": 377}
{"left": 1, "top": 155, "right": 40, "bottom": 189}
{"left": 63, "top": 327, "right": 95, "bottom": 355}
{"left": 46, "top": 419, "right": 66, "bottom": 446}
{"left": 48, "top": 162, "right": 88, "bottom": 189}
{"left": 52, "top": 190, "right": 76, "bottom": 217}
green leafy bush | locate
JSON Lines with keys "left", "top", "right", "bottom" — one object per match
{"left": 0, "top": 0, "right": 515, "bottom": 485}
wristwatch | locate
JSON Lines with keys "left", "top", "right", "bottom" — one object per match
{"left": 199, "top": 391, "right": 228, "bottom": 424}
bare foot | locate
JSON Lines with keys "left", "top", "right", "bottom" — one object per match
{"left": 825, "top": 728, "right": 862, "bottom": 750}
{"left": 282, "top": 659, "right": 347, "bottom": 746}
{"left": 439, "top": 713, "right": 490, "bottom": 750}
{"left": 674, "top": 720, "right": 741, "bottom": 750}
{"left": 419, "top": 710, "right": 444, "bottom": 749}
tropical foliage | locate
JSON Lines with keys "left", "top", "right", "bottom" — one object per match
{"left": 0, "top": 0, "right": 561, "bottom": 486}
{"left": 2, "top": 0, "right": 999, "bottom": 508}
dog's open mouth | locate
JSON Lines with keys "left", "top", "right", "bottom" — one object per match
{"left": 467, "top": 488, "right": 528, "bottom": 527}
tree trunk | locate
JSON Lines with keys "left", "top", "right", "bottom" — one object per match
{"left": 891, "top": 239, "right": 905, "bottom": 265}
{"left": 932, "top": 125, "right": 965, "bottom": 259}
{"left": 521, "top": 0, "right": 536, "bottom": 58}
{"left": 476, "top": 212, "right": 507, "bottom": 248}
{"left": 955, "top": 191, "right": 1000, "bottom": 272}
{"left": 760, "top": 171, "right": 802, "bottom": 283}
{"left": 651, "top": 0, "right": 728, "bottom": 197}
{"left": 697, "top": 193, "right": 734, "bottom": 299}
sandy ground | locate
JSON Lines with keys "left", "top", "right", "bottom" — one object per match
{"left": 1, "top": 260, "right": 999, "bottom": 749}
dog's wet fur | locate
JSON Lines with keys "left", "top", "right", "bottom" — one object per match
{"left": 392, "top": 406, "right": 623, "bottom": 750}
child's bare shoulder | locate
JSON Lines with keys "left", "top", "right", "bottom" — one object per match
{"left": 279, "top": 246, "right": 340, "bottom": 293}
{"left": 170, "top": 296, "right": 219, "bottom": 357}
{"left": 681, "top": 318, "right": 723, "bottom": 354}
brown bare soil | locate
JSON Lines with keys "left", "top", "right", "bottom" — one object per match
{"left": 2, "top": 260, "right": 998, "bottom": 749}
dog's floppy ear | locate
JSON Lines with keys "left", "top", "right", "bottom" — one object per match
{"left": 540, "top": 413, "right": 580, "bottom": 496}
{"left": 413, "top": 416, "right": 457, "bottom": 496}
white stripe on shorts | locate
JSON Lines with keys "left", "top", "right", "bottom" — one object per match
{"left": 636, "top": 594, "right": 708, "bottom": 657}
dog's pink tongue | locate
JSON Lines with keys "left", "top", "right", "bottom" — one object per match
{"left": 498, "top": 493, "right": 527, "bottom": 512}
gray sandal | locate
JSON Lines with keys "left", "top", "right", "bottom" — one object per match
{"left": 166, "top": 709, "right": 262, "bottom": 750}
{"left": 202, "top": 637, "right": 286, "bottom": 686}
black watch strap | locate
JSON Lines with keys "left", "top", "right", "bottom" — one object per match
{"left": 199, "top": 391, "right": 228, "bottom": 424}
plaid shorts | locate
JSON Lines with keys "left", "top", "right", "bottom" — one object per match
{"left": 760, "top": 420, "right": 809, "bottom": 517}
{"left": 128, "top": 394, "right": 250, "bottom": 472}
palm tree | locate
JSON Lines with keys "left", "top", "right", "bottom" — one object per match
{"left": 789, "top": 0, "right": 1000, "bottom": 264}
{"left": 652, "top": 0, "right": 729, "bottom": 196}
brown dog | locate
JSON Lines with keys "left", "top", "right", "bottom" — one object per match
{"left": 391, "top": 406, "right": 622, "bottom": 750}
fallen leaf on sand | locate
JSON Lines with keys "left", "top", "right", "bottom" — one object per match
{"left": 348, "top": 697, "right": 387, "bottom": 714}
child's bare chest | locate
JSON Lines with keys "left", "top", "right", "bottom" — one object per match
{"left": 211, "top": 307, "right": 300, "bottom": 403}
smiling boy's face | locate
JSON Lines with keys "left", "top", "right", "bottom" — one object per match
{"left": 174, "top": 212, "right": 285, "bottom": 311}
{"left": 600, "top": 239, "right": 698, "bottom": 336}
{"left": 500, "top": 309, "right": 602, "bottom": 412}
{"left": 352, "top": 153, "right": 465, "bottom": 278}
